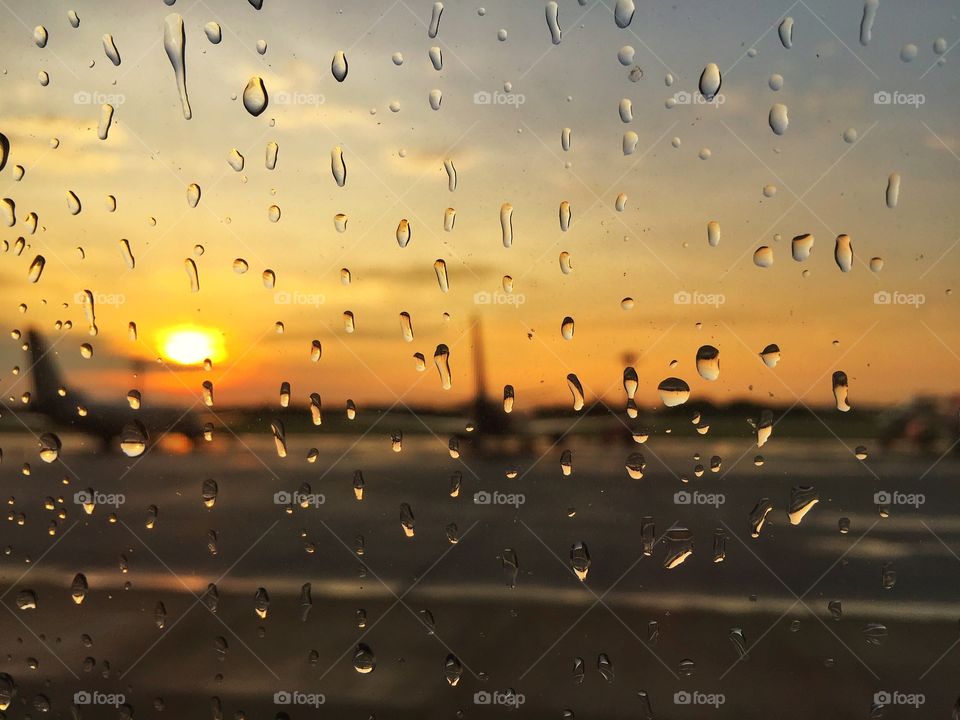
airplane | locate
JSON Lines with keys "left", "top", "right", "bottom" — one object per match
{"left": 21, "top": 328, "right": 206, "bottom": 450}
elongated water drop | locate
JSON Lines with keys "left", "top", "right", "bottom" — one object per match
{"left": 561, "top": 316, "right": 574, "bottom": 340}
{"left": 570, "top": 541, "right": 591, "bottom": 581}
{"left": 264, "top": 141, "right": 279, "bottom": 170}
{"left": 97, "top": 104, "right": 114, "bottom": 140}
{"left": 699, "top": 63, "right": 721, "bottom": 100}
{"left": 832, "top": 371, "right": 851, "bottom": 412}
{"left": 396, "top": 219, "right": 411, "bottom": 247}
{"left": 546, "top": 2, "right": 562, "bottom": 44}
{"left": 623, "top": 131, "right": 639, "bottom": 155}
{"left": 500, "top": 203, "right": 514, "bottom": 247}
{"left": 28, "top": 255, "right": 45, "bottom": 283}
{"left": 707, "top": 220, "right": 721, "bottom": 247}
{"left": 331, "top": 146, "right": 346, "bottom": 187}
{"left": 163, "top": 15, "right": 191, "bottom": 119}
{"left": 67, "top": 191, "right": 81, "bottom": 215}
{"left": 886, "top": 172, "right": 900, "bottom": 208}
{"left": 242, "top": 76, "right": 268, "bottom": 116}
{"left": 434, "top": 344, "right": 451, "bottom": 390}
{"left": 614, "top": 0, "right": 635, "bottom": 28}
{"left": 34, "top": 25, "right": 48, "bottom": 47}
{"left": 860, "top": 0, "right": 878, "bottom": 46}
{"left": 503, "top": 385, "right": 515, "bottom": 413}
{"left": 186, "top": 183, "right": 201, "bottom": 208}
{"left": 331, "top": 50, "right": 348, "bottom": 81}
{"left": 429, "top": 46, "right": 443, "bottom": 70}
{"left": 1, "top": 198, "right": 13, "bottom": 226}
{"left": 400, "top": 503, "right": 416, "bottom": 537}
{"left": 769, "top": 103, "right": 789, "bottom": 135}
{"left": 559, "top": 251, "right": 573, "bottom": 274}
{"left": 119, "top": 239, "right": 135, "bottom": 269}
{"left": 559, "top": 201, "right": 571, "bottom": 231}
{"left": 618, "top": 98, "right": 633, "bottom": 123}
{"left": 271, "top": 419, "right": 287, "bottom": 457}
{"left": 444, "top": 207, "right": 456, "bottom": 231}
{"left": 696, "top": 345, "right": 720, "bottom": 381}
{"left": 444, "top": 159, "right": 457, "bottom": 191}
{"left": 778, "top": 17, "right": 794, "bottom": 48}
{"left": 204, "top": 21, "right": 221, "bottom": 44}
{"left": 791, "top": 233, "right": 814, "bottom": 261}
{"left": 434, "top": 259, "right": 449, "bottom": 292}
{"left": 103, "top": 34, "right": 121, "bottom": 65}
{"left": 788, "top": 486, "right": 819, "bottom": 525}
{"left": 567, "top": 373, "right": 585, "bottom": 411}
{"left": 615, "top": 192, "right": 627, "bottom": 211}
{"left": 185, "top": 258, "right": 199, "bottom": 292}
{"left": 428, "top": 2, "right": 443, "bottom": 38}
{"left": 835, "top": 234, "right": 853, "bottom": 272}
{"left": 399, "top": 312, "right": 413, "bottom": 342}
{"left": 561, "top": 127, "right": 571, "bottom": 151}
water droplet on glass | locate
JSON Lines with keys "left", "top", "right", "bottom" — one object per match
{"left": 163, "top": 15, "right": 191, "bottom": 119}
{"left": 242, "top": 76, "right": 268, "bottom": 116}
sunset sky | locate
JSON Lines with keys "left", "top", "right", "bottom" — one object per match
{"left": 0, "top": 0, "right": 958, "bottom": 411}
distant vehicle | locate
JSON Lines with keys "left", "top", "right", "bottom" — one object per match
{"left": 878, "top": 395, "right": 960, "bottom": 453}
{"left": 22, "top": 328, "right": 205, "bottom": 450}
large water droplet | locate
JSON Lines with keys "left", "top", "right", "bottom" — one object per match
{"left": 778, "top": 17, "right": 794, "bottom": 48}
{"left": 696, "top": 345, "right": 720, "bottom": 380}
{"left": 102, "top": 34, "right": 121, "bottom": 65}
{"left": 860, "top": 0, "right": 879, "bottom": 45}
{"left": 834, "top": 234, "right": 853, "bottom": 272}
{"left": 163, "top": 15, "right": 191, "bottom": 119}
{"left": 614, "top": 0, "right": 635, "bottom": 28}
{"left": 331, "top": 50, "right": 348, "bottom": 81}
{"left": 699, "top": 63, "right": 721, "bottom": 100}
{"left": 886, "top": 172, "right": 900, "bottom": 208}
{"left": 832, "top": 371, "right": 851, "bottom": 412}
{"left": 657, "top": 377, "right": 690, "bottom": 406}
{"left": 546, "top": 2, "right": 562, "bottom": 44}
{"left": 242, "top": 76, "right": 268, "bottom": 116}
{"left": 331, "top": 146, "right": 347, "bottom": 187}
{"left": 769, "top": 103, "right": 789, "bottom": 135}
{"left": 434, "top": 344, "right": 452, "bottom": 389}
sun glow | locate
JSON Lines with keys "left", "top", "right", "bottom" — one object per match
{"left": 158, "top": 326, "right": 226, "bottom": 366}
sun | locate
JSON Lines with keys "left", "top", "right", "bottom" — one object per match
{"left": 157, "top": 326, "right": 226, "bottom": 366}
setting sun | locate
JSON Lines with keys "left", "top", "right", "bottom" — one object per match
{"left": 157, "top": 326, "right": 226, "bottom": 366}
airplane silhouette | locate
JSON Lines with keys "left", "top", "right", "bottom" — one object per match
{"left": 23, "top": 328, "right": 205, "bottom": 450}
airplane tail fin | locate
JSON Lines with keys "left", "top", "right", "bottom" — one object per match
{"left": 25, "top": 328, "right": 68, "bottom": 413}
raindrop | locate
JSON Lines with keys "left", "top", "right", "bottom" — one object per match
{"left": 500, "top": 203, "right": 514, "bottom": 247}
{"left": 353, "top": 644, "right": 376, "bottom": 673}
{"left": 623, "top": 131, "right": 639, "bottom": 155}
{"left": 769, "top": 73, "right": 784, "bottom": 91}
{"left": 570, "top": 541, "right": 592, "bottom": 580}
{"left": 778, "top": 17, "right": 794, "bottom": 48}
{"left": 28, "top": 255, "right": 45, "bottom": 283}
{"left": 67, "top": 190, "right": 81, "bottom": 215}
{"left": 707, "top": 220, "right": 721, "bottom": 247}
{"left": 769, "top": 103, "right": 789, "bottom": 135}
{"left": 331, "top": 146, "right": 346, "bottom": 186}
{"left": 657, "top": 377, "right": 690, "bottom": 406}
{"left": 186, "top": 183, "right": 201, "bottom": 208}
{"left": 834, "top": 234, "right": 853, "bottom": 272}
{"left": 561, "top": 316, "right": 574, "bottom": 340}
{"left": 614, "top": 0, "right": 635, "bottom": 28}
{"left": 434, "top": 259, "right": 449, "bottom": 292}
{"left": 429, "top": 89, "right": 443, "bottom": 110}
{"left": 97, "top": 104, "right": 114, "bottom": 140}
{"left": 900, "top": 43, "right": 918, "bottom": 62}
{"left": 832, "top": 371, "right": 851, "bottom": 412}
{"left": 120, "top": 420, "right": 148, "bottom": 457}
{"left": 699, "top": 62, "right": 721, "bottom": 100}
{"left": 434, "top": 344, "right": 452, "bottom": 390}
{"left": 400, "top": 503, "right": 416, "bottom": 537}
{"left": 619, "top": 98, "right": 633, "bottom": 123}
{"left": 567, "top": 374, "right": 585, "bottom": 411}
{"left": 788, "top": 486, "right": 819, "bottom": 525}
{"left": 860, "top": 0, "right": 878, "bottom": 45}
{"left": 184, "top": 258, "right": 199, "bottom": 292}
{"left": 204, "top": 21, "right": 221, "bottom": 44}
{"left": 429, "top": 46, "right": 443, "bottom": 70}
{"left": 749, "top": 499, "right": 774, "bottom": 537}
{"left": 444, "top": 159, "right": 457, "bottom": 190}
{"left": 163, "top": 15, "right": 191, "bottom": 119}
{"left": 102, "top": 34, "right": 121, "bottom": 65}
{"left": 546, "top": 2, "right": 562, "bottom": 44}
{"left": 332, "top": 50, "right": 348, "bottom": 81}
{"left": 695, "top": 345, "right": 720, "bottom": 380}
{"left": 428, "top": 2, "right": 443, "bottom": 38}
{"left": 396, "top": 219, "right": 411, "bottom": 247}
{"left": 886, "top": 172, "right": 900, "bottom": 208}
{"left": 791, "top": 233, "right": 814, "bottom": 261}
{"left": 242, "top": 76, "right": 268, "bottom": 116}
{"left": 559, "top": 201, "right": 572, "bottom": 231}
